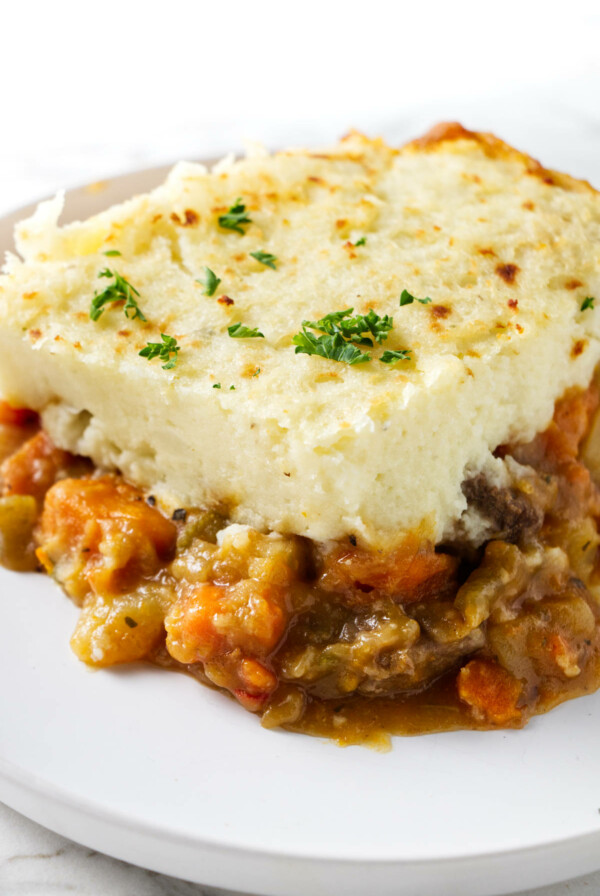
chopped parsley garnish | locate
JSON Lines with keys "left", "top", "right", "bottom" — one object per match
{"left": 292, "top": 330, "right": 370, "bottom": 365}
{"left": 103, "top": 249, "right": 121, "bottom": 257}
{"left": 354, "top": 236, "right": 366, "bottom": 247}
{"left": 228, "top": 322, "right": 264, "bottom": 338}
{"left": 213, "top": 383, "right": 221, "bottom": 389}
{"left": 197, "top": 267, "right": 221, "bottom": 296}
{"left": 90, "top": 269, "right": 146, "bottom": 322}
{"left": 581, "top": 296, "right": 596, "bottom": 311}
{"left": 400, "top": 288, "right": 432, "bottom": 306}
{"left": 230, "top": 385, "right": 236, "bottom": 390}
{"left": 380, "top": 349, "right": 412, "bottom": 364}
{"left": 250, "top": 250, "right": 277, "bottom": 269}
{"left": 293, "top": 307, "right": 396, "bottom": 365}
{"left": 218, "top": 198, "right": 251, "bottom": 234}
{"left": 139, "top": 333, "right": 180, "bottom": 369}
{"left": 303, "top": 308, "right": 393, "bottom": 347}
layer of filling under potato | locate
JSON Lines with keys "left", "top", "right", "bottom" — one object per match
{"left": 1, "top": 384, "right": 600, "bottom": 745}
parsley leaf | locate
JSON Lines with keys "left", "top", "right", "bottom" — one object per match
{"left": 400, "top": 288, "right": 432, "bottom": 306}
{"left": 228, "top": 322, "right": 264, "bottom": 339}
{"left": 218, "top": 198, "right": 251, "bottom": 234}
{"left": 303, "top": 308, "right": 393, "bottom": 346}
{"left": 90, "top": 269, "right": 146, "bottom": 322}
{"left": 103, "top": 249, "right": 121, "bottom": 257}
{"left": 354, "top": 237, "right": 366, "bottom": 247}
{"left": 250, "top": 250, "right": 277, "bottom": 269}
{"left": 213, "top": 383, "right": 221, "bottom": 389}
{"left": 380, "top": 349, "right": 412, "bottom": 364}
{"left": 139, "top": 333, "right": 180, "bottom": 369}
{"left": 293, "top": 329, "right": 371, "bottom": 365}
{"left": 581, "top": 296, "right": 596, "bottom": 311}
{"left": 197, "top": 266, "right": 221, "bottom": 296}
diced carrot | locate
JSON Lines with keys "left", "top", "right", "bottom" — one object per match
{"left": 1, "top": 431, "right": 71, "bottom": 501}
{"left": 165, "top": 583, "right": 228, "bottom": 663}
{"left": 457, "top": 659, "right": 523, "bottom": 725}
{"left": 320, "top": 534, "right": 457, "bottom": 603}
{"left": 38, "top": 475, "right": 177, "bottom": 597}
{"left": 0, "top": 400, "right": 38, "bottom": 427}
{"left": 541, "top": 385, "right": 599, "bottom": 465}
{"left": 165, "top": 580, "right": 287, "bottom": 665}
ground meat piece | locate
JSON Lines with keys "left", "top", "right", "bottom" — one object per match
{"left": 462, "top": 474, "right": 543, "bottom": 543}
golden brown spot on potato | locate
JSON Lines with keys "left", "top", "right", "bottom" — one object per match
{"left": 478, "top": 247, "right": 496, "bottom": 257}
{"left": 516, "top": 323, "right": 524, "bottom": 333}
{"left": 343, "top": 241, "right": 357, "bottom": 258}
{"left": 572, "top": 339, "right": 587, "bottom": 358}
{"left": 183, "top": 209, "right": 198, "bottom": 226}
{"left": 170, "top": 209, "right": 199, "bottom": 227}
{"left": 73, "top": 342, "right": 82, "bottom": 350}
{"left": 508, "top": 299, "right": 518, "bottom": 309}
{"left": 218, "top": 295, "right": 234, "bottom": 306}
{"left": 335, "top": 219, "right": 347, "bottom": 230}
{"left": 117, "top": 329, "right": 131, "bottom": 337}
{"left": 151, "top": 213, "right": 163, "bottom": 223}
{"left": 433, "top": 225, "right": 441, "bottom": 232}
{"left": 495, "top": 263, "right": 520, "bottom": 284}
{"left": 28, "top": 328, "right": 42, "bottom": 341}
{"left": 430, "top": 304, "right": 450, "bottom": 319}
{"left": 23, "top": 292, "right": 38, "bottom": 300}
{"left": 522, "top": 200, "right": 535, "bottom": 211}
{"left": 307, "top": 176, "right": 323, "bottom": 184}
{"left": 410, "top": 121, "right": 476, "bottom": 148}
{"left": 565, "top": 279, "right": 583, "bottom": 290}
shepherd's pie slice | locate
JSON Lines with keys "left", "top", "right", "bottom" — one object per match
{"left": 1, "top": 123, "right": 600, "bottom": 741}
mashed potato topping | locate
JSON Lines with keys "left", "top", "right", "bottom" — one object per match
{"left": 0, "top": 124, "right": 599, "bottom": 549}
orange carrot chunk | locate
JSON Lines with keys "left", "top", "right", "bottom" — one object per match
{"left": 457, "top": 659, "right": 523, "bottom": 725}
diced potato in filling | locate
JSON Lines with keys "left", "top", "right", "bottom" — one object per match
{"left": 0, "top": 495, "right": 38, "bottom": 571}
{"left": 71, "top": 588, "right": 167, "bottom": 666}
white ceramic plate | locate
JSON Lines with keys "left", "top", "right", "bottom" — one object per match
{"left": 1, "top": 170, "right": 600, "bottom": 896}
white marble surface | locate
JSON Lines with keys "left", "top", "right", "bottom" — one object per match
{"left": 1, "top": 801, "right": 600, "bottom": 896}
{"left": 2, "top": 3, "right": 600, "bottom": 893}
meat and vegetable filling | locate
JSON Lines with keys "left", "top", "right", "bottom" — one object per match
{"left": 2, "top": 382, "right": 600, "bottom": 744}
